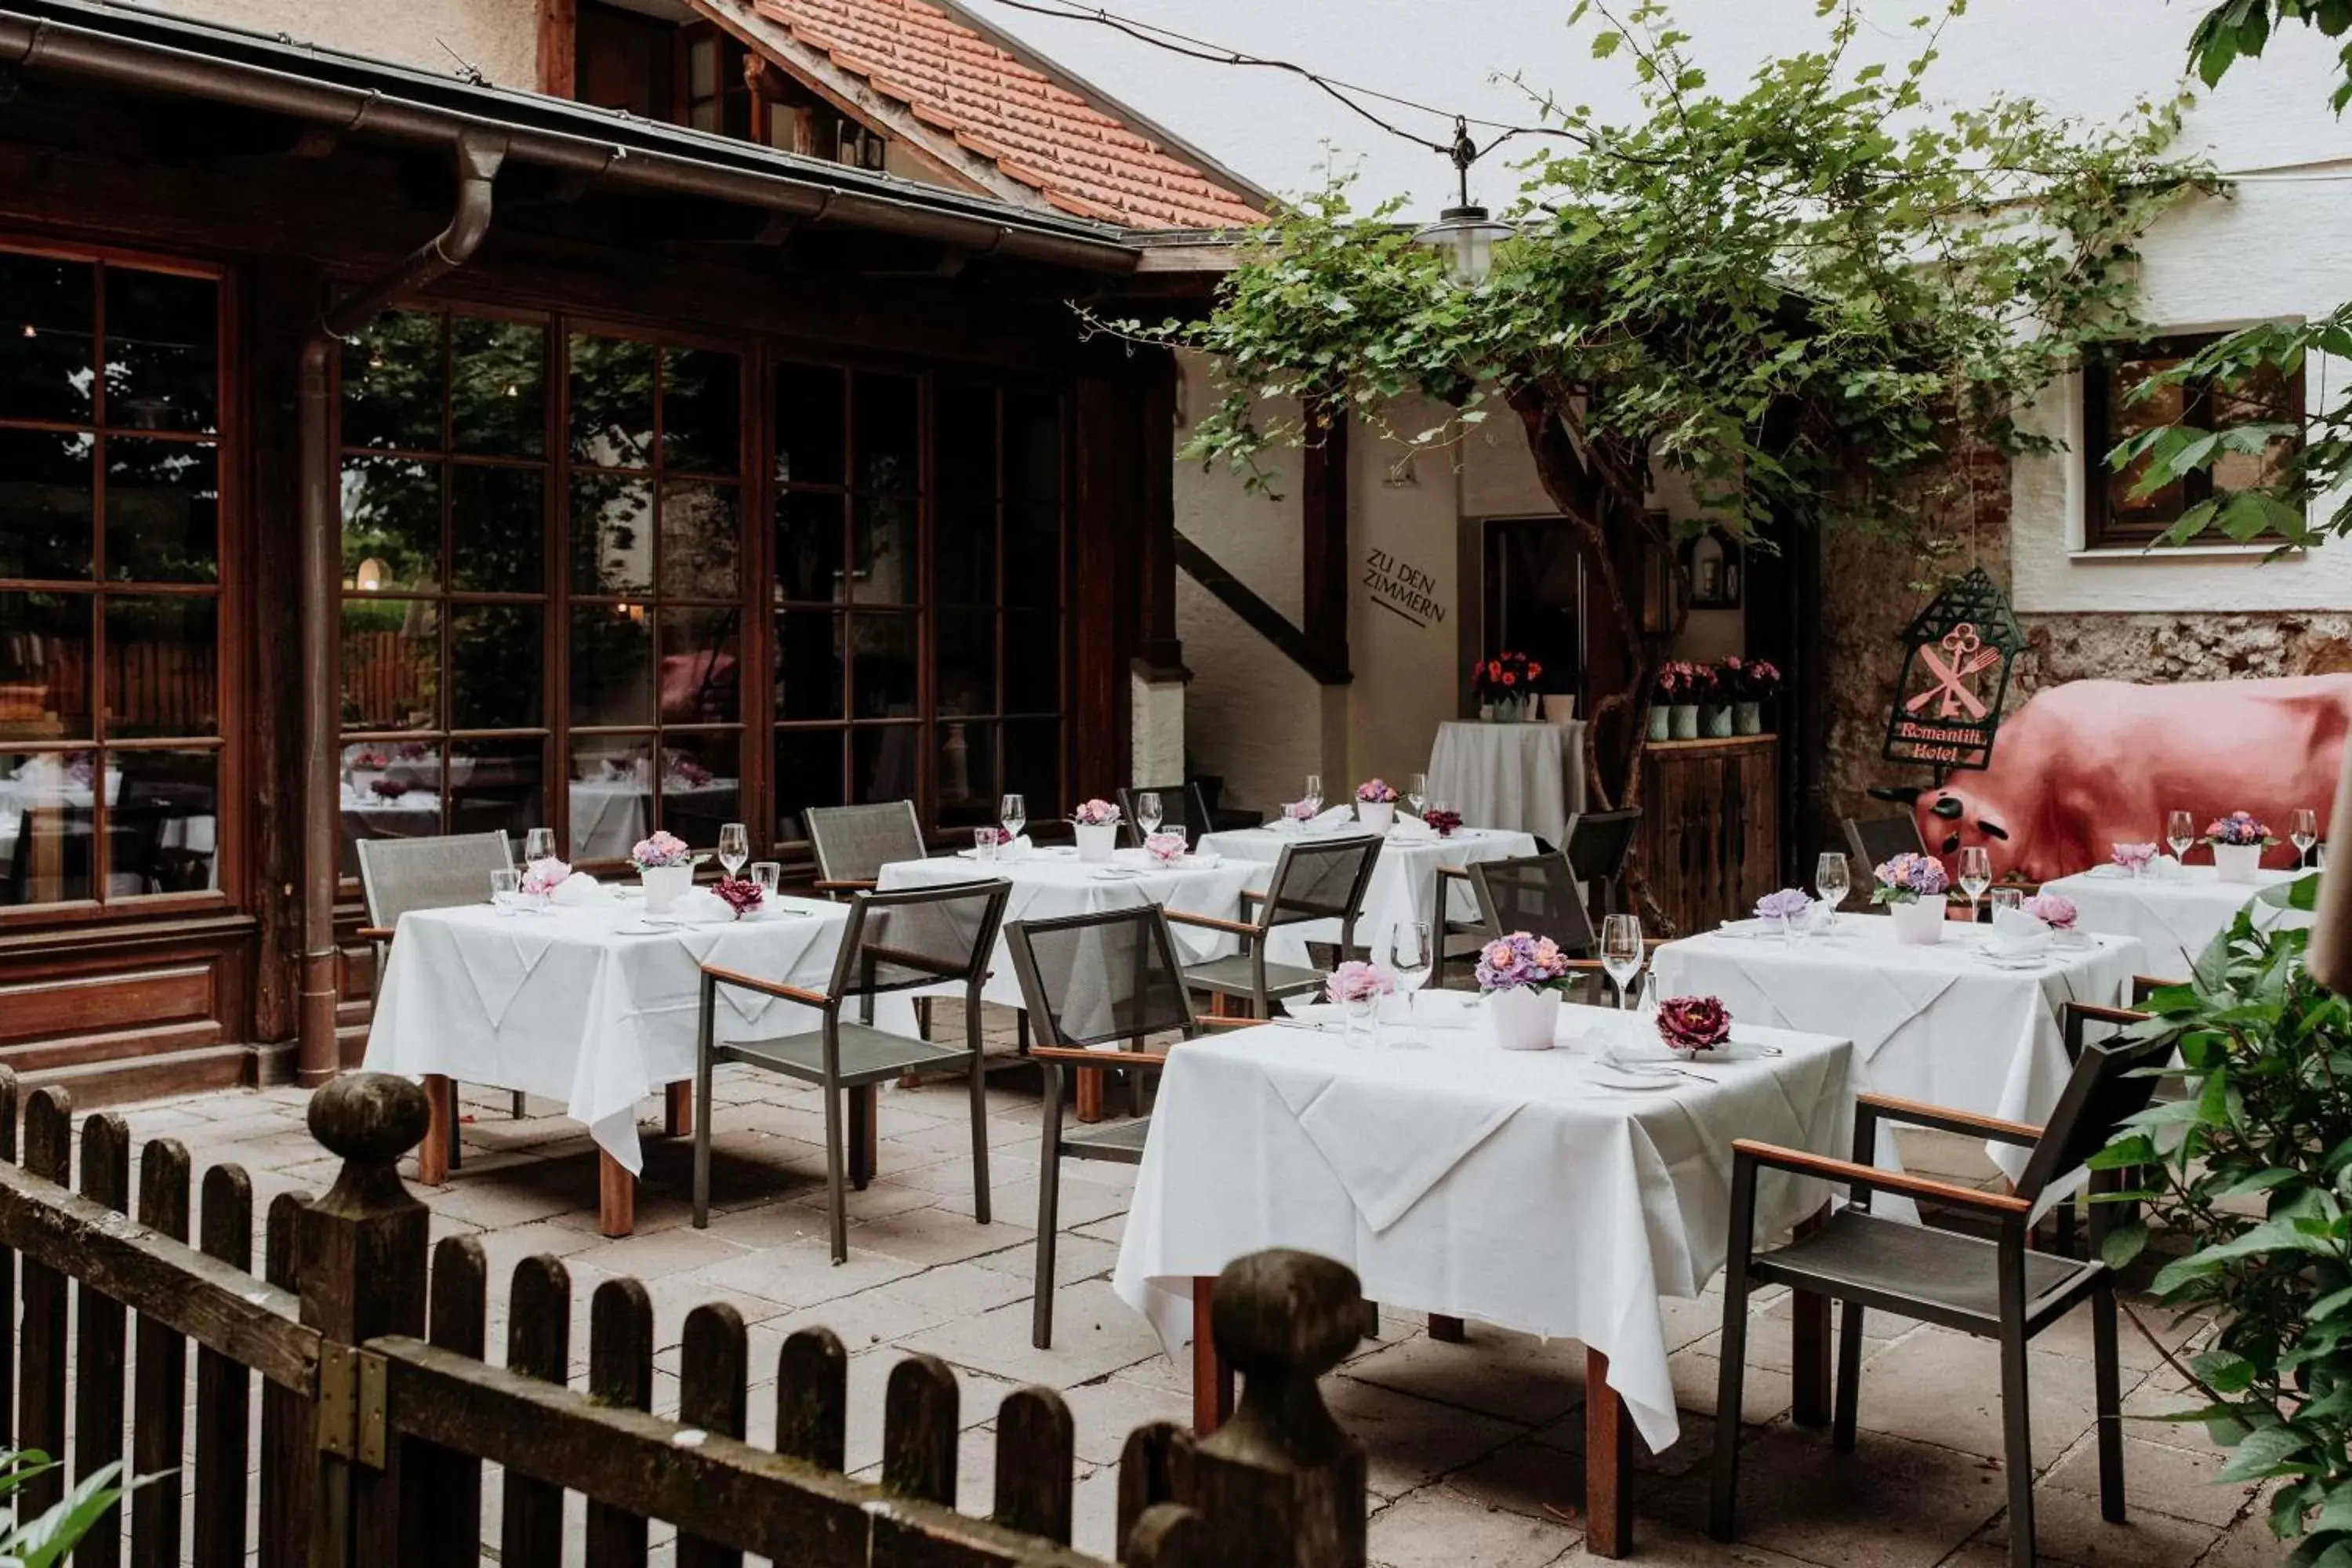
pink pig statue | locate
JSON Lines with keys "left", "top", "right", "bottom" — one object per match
{"left": 1876, "top": 673, "right": 2352, "bottom": 883}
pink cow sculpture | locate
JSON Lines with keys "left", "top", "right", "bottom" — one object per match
{"left": 1875, "top": 673, "right": 2352, "bottom": 883}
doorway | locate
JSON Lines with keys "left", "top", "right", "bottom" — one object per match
{"left": 1478, "top": 517, "right": 1585, "bottom": 716}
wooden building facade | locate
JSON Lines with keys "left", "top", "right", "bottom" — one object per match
{"left": 0, "top": 0, "right": 1186, "bottom": 1100}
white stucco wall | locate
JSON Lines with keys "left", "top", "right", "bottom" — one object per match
{"left": 151, "top": 0, "right": 541, "bottom": 85}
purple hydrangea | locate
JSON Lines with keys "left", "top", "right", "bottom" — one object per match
{"left": 2206, "top": 811, "right": 2273, "bottom": 847}
{"left": 1871, "top": 852, "right": 1948, "bottom": 905}
{"left": 1475, "top": 931, "right": 1571, "bottom": 993}
{"left": 1755, "top": 887, "right": 1813, "bottom": 922}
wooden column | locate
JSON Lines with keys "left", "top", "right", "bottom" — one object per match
{"left": 1134, "top": 350, "right": 1185, "bottom": 681}
{"left": 1300, "top": 404, "right": 1350, "bottom": 680}
{"left": 1071, "top": 376, "right": 1127, "bottom": 800}
{"left": 536, "top": 0, "right": 577, "bottom": 97}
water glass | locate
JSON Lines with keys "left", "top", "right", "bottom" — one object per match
{"left": 1000, "top": 793, "right": 1027, "bottom": 841}
{"left": 1303, "top": 775, "right": 1324, "bottom": 816}
{"left": 2166, "top": 809, "right": 2194, "bottom": 865}
{"left": 1990, "top": 887, "right": 2024, "bottom": 917}
{"left": 975, "top": 827, "right": 1000, "bottom": 862}
{"left": 1600, "top": 914, "right": 1644, "bottom": 1011}
{"left": 1135, "top": 791, "right": 1163, "bottom": 837}
{"left": 717, "top": 822, "right": 750, "bottom": 878}
{"left": 1388, "top": 920, "right": 1432, "bottom": 1033}
{"left": 2292, "top": 807, "right": 2320, "bottom": 869}
{"left": 523, "top": 826, "right": 557, "bottom": 864}
{"left": 1406, "top": 772, "right": 1429, "bottom": 814}
{"left": 750, "top": 862, "right": 780, "bottom": 896}
{"left": 1813, "top": 851, "right": 1850, "bottom": 936}
{"left": 489, "top": 867, "right": 521, "bottom": 914}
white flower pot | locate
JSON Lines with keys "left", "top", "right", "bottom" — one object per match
{"left": 1889, "top": 898, "right": 1946, "bottom": 945}
{"left": 1488, "top": 986, "right": 1561, "bottom": 1051}
{"left": 1076, "top": 822, "right": 1118, "bottom": 863}
{"left": 1357, "top": 800, "right": 1396, "bottom": 833}
{"left": 2213, "top": 842, "right": 2263, "bottom": 884}
{"left": 640, "top": 863, "right": 692, "bottom": 913}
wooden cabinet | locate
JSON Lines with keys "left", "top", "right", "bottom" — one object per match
{"left": 1636, "top": 736, "right": 1781, "bottom": 935}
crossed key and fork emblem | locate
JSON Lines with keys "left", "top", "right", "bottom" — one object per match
{"left": 1905, "top": 622, "right": 2002, "bottom": 720}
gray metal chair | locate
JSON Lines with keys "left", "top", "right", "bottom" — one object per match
{"left": 1563, "top": 808, "right": 1642, "bottom": 913}
{"left": 1116, "top": 782, "right": 1214, "bottom": 847}
{"left": 1711, "top": 1030, "right": 2170, "bottom": 1568}
{"left": 1165, "top": 834, "right": 1384, "bottom": 1017}
{"left": 1003, "top": 905, "right": 1253, "bottom": 1348}
{"left": 804, "top": 800, "right": 927, "bottom": 894}
{"left": 1842, "top": 814, "right": 1926, "bottom": 875}
{"left": 1435, "top": 851, "right": 1596, "bottom": 988}
{"left": 690, "top": 878, "right": 1011, "bottom": 1263}
{"left": 352, "top": 831, "right": 525, "bottom": 1164}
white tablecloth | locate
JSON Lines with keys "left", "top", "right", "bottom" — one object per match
{"left": 1651, "top": 914, "right": 2147, "bottom": 1179}
{"left": 1112, "top": 1004, "right": 1857, "bottom": 1450}
{"left": 364, "top": 894, "right": 848, "bottom": 1172}
{"left": 568, "top": 779, "right": 742, "bottom": 861}
{"left": 875, "top": 848, "right": 1266, "bottom": 1011}
{"left": 2039, "top": 865, "right": 2308, "bottom": 979}
{"left": 1425, "top": 720, "right": 1588, "bottom": 848}
{"left": 1195, "top": 824, "right": 1541, "bottom": 967}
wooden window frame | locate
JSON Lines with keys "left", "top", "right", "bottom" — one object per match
{"left": 2083, "top": 331, "right": 2305, "bottom": 548}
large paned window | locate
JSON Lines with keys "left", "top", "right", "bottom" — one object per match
{"left": 2085, "top": 333, "right": 2303, "bottom": 546}
{"left": 0, "top": 245, "right": 227, "bottom": 910}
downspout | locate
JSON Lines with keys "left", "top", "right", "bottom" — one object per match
{"left": 295, "top": 131, "right": 506, "bottom": 1085}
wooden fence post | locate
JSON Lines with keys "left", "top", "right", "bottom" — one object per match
{"left": 296, "top": 1072, "right": 430, "bottom": 1568}
{"left": 1187, "top": 1250, "right": 1367, "bottom": 1568}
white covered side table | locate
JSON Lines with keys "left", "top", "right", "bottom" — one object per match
{"left": 1426, "top": 719, "right": 1588, "bottom": 847}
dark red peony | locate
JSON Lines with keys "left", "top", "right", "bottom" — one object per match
{"left": 1424, "top": 808, "right": 1462, "bottom": 837}
{"left": 713, "top": 876, "right": 765, "bottom": 919}
{"left": 1657, "top": 995, "right": 1733, "bottom": 1054}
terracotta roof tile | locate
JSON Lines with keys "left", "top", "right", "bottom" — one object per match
{"left": 750, "top": 0, "right": 1261, "bottom": 230}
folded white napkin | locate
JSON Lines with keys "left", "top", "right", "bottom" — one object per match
{"left": 1985, "top": 907, "right": 2053, "bottom": 958}
{"left": 2149, "top": 853, "right": 2189, "bottom": 881}
{"left": 669, "top": 887, "right": 735, "bottom": 925}
{"left": 1388, "top": 817, "right": 1436, "bottom": 843}
{"left": 1192, "top": 846, "right": 1221, "bottom": 866}
{"left": 1315, "top": 805, "right": 1355, "bottom": 826}
{"left": 550, "top": 871, "right": 608, "bottom": 907}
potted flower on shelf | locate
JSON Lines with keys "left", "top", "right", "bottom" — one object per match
{"left": 1475, "top": 931, "right": 1576, "bottom": 1050}
{"left": 1675, "top": 661, "right": 1716, "bottom": 739}
{"left": 1649, "top": 662, "right": 1683, "bottom": 742}
{"left": 1472, "top": 652, "right": 1542, "bottom": 723}
{"left": 2206, "top": 811, "right": 2274, "bottom": 884}
{"left": 630, "top": 829, "right": 704, "bottom": 914}
{"left": 1871, "top": 851, "right": 1951, "bottom": 944}
{"left": 1072, "top": 798, "right": 1122, "bottom": 862}
{"left": 1721, "top": 656, "right": 1782, "bottom": 735}
{"left": 1356, "top": 778, "right": 1399, "bottom": 833}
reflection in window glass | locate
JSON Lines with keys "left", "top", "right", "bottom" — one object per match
{"left": 342, "top": 457, "right": 441, "bottom": 593}
{"left": 571, "top": 472, "right": 654, "bottom": 597}
{"left": 849, "top": 614, "right": 916, "bottom": 720}
{"left": 567, "top": 735, "right": 652, "bottom": 860}
{"left": 341, "top": 599, "right": 439, "bottom": 732}
{"left": 773, "top": 728, "right": 844, "bottom": 845}
{"left": 935, "top": 384, "right": 996, "bottom": 499}
{"left": 658, "top": 606, "right": 742, "bottom": 725}
{"left": 935, "top": 720, "right": 996, "bottom": 829}
{"left": 659, "top": 731, "right": 742, "bottom": 842}
{"left": 852, "top": 372, "right": 917, "bottom": 494}
{"left": 0, "top": 253, "right": 94, "bottom": 425}
{"left": 773, "top": 361, "right": 845, "bottom": 486}
{"left": 450, "top": 604, "right": 543, "bottom": 730}
{"left": 1004, "top": 718, "right": 1060, "bottom": 820}
{"left": 341, "top": 313, "right": 443, "bottom": 452}
{"left": 569, "top": 603, "right": 653, "bottom": 728}
{"left": 934, "top": 612, "right": 994, "bottom": 717}
{"left": 660, "top": 481, "right": 739, "bottom": 599}
{"left": 0, "top": 593, "right": 92, "bottom": 741}
{"left": 450, "top": 317, "right": 546, "bottom": 459}
{"left": 0, "top": 750, "right": 98, "bottom": 906}
{"left": 1004, "top": 612, "right": 1061, "bottom": 714}
{"left": 775, "top": 489, "right": 845, "bottom": 604}
{"left": 450, "top": 465, "right": 545, "bottom": 593}
{"left": 448, "top": 736, "right": 544, "bottom": 846}
{"left": 934, "top": 501, "right": 995, "bottom": 607}
{"left": 1004, "top": 504, "right": 1060, "bottom": 608}
{"left": 1005, "top": 391, "right": 1061, "bottom": 503}
{"left": 0, "top": 429, "right": 94, "bottom": 581}
{"left": 105, "top": 597, "right": 220, "bottom": 738}
{"left": 114, "top": 748, "right": 219, "bottom": 894}
{"left": 568, "top": 333, "right": 655, "bottom": 469}
{"left": 105, "top": 439, "right": 219, "bottom": 583}
{"left": 850, "top": 493, "right": 916, "bottom": 605}
{"left": 852, "top": 723, "right": 918, "bottom": 805}
{"left": 104, "top": 268, "right": 217, "bottom": 434}
{"left": 774, "top": 612, "right": 844, "bottom": 722}
{"left": 662, "top": 347, "right": 740, "bottom": 475}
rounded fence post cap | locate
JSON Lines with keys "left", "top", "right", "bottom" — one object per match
{"left": 307, "top": 1072, "right": 430, "bottom": 1164}
{"left": 1212, "top": 1248, "right": 1362, "bottom": 1380}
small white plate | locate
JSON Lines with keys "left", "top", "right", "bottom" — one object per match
{"left": 614, "top": 922, "right": 670, "bottom": 936}
{"left": 1584, "top": 1065, "right": 1681, "bottom": 1092}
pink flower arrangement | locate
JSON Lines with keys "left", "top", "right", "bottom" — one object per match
{"left": 1719, "top": 657, "right": 1784, "bottom": 701}
{"left": 2206, "top": 811, "right": 2274, "bottom": 847}
{"left": 1326, "top": 960, "right": 1398, "bottom": 1005}
{"left": 2111, "top": 841, "right": 2158, "bottom": 873}
{"left": 347, "top": 746, "right": 389, "bottom": 770}
{"left": 1871, "top": 852, "right": 1949, "bottom": 906}
{"left": 713, "top": 876, "right": 764, "bottom": 919}
{"left": 1356, "top": 779, "right": 1399, "bottom": 804}
{"left": 974, "top": 826, "right": 1009, "bottom": 847}
{"left": 2021, "top": 892, "right": 2078, "bottom": 931}
{"left": 1144, "top": 831, "right": 1188, "bottom": 865}
{"left": 1283, "top": 799, "right": 1318, "bottom": 822}
{"left": 1072, "top": 798, "right": 1121, "bottom": 827}
{"left": 1475, "top": 931, "right": 1573, "bottom": 993}
{"left": 1653, "top": 660, "right": 1709, "bottom": 701}
{"left": 630, "top": 830, "right": 700, "bottom": 870}
{"left": 664, "top": 756, "right": 713, "bottom": 788}
{"left": 370, "top": 778, "right": 409, "bottom": 800}
{"left": 1657, "top": 995, "right": 1733, "bottom": 1055}
{"left": 1471, "top": 652, "right": 1543, "bottom": 700}
{"left": 1423, "top": 807, "right": 1463, "bottom": 837}
{"left": 520, "top": 858, "right": 572, "bottom": 898}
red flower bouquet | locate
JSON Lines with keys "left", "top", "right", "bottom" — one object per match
{"left": 1657, "top": 995, "right": 1733, "bottom": 1055}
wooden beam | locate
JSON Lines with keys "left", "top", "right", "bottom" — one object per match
{"left": 1171, "top": 534, "right": 1350, "bottom": 686}
{"left": 1131, "top": 243, "right": 1240, "bottom": 274}
{"left": 1301, "top": 407, "right": 1350, "bottom": 677}
{"left": 537, "top": 0, "right": 578, "bottom": 99}
{"left": 1134, "top": 350, "right": 1185, "bottom": 679}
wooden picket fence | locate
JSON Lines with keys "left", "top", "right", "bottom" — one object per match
{"left": 0, "top": 1069, "right": 1369, "bottom": 1566}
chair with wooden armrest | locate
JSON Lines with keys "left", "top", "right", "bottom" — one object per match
{"left": 1004, "top": 904, "right": 1255, "bottom": 1347}
{"left": 1711, "top": 1029, "right": 2172, "bottom": 1568}
{"left": 1118, "top": 783, "right": 1214, "bottom": 848}
{"left": 1563, "top": 808, "right": 1642, "bottom": 916}
{"left": 1167, "top": 834, "right": 1385, "bottom": 1018}
{"left": 353, "top": 831, "right": 525, "bottom": 1169}
{"left": 2051, "top": 997, "right": 2163, "bottom": 1255}
{"left": 691, "top": 878, "right": 1011, "bottom": 1264}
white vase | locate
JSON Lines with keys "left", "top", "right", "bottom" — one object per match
{"left": 641, "top": 862, "right": 692, "bottom": 913}
{"left": 1488, "top": 986, "right": 1561, "bottom": 1051}
{"left": 1889, "top": 897, "right": 1947, "bottom": 946}
{"left": 2213, "top": 842, "right": 2263, "bottom": 884}
{"left": 1076, "top": 822, "right": 1119, "bottom": 863}
{"left": 1357, "top": 800, "right": 1396, "bottom": 833}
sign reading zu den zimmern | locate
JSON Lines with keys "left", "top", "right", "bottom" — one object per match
{"left": 1363, "top": 546, "right": 1444, "bottom": 630}
{"left": 1881, "top": 566, "right": 2026, "bottom": 773}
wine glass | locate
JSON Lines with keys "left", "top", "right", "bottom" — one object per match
{"left": 523, "top": 826, "right": 556, "bottom": 865}
{"left": 1000, "top": 793, "right": 1027, "bottom": 844}
{"left": 1600, "top": 914, "right": 1644, "bottom": 1011}
{"left": 2166, "top": 809, "right": 2195, "bottom": 866}
{"left": 1136, "top": 791, "right": 1163, "bottom": 838}
{"left": 1302, "top": 775, "right": 1324, "bottom": 816}
{"left": 717, "top": 822, "right": 750, "bottom": 879}
{"left": 1958, "top": 846, "right": 1992, "bottom": 925}
{"left": 2292, "top": 807, "right": 2320, "bottom": 869}
{"left": 1813, "top": 851, "right": 1850, "bottom": 938}
{"left": 1406, "top": 772, "right": 1429, "bottom": 815}
{"left": 1388, "top": 920, "right": 1432, "bottom": 1033}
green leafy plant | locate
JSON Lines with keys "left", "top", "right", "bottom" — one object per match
{"left": 2092, "top": 874, "right": 2352, "bottom": 1563}
{"left": 0, "top": 1450, "right": 141, "bottom": 1566}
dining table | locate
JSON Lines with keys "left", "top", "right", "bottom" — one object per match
{"left": 2038, "top": 862, "right": 2310, "bottom": 979}
{"left": 364, "top": 887, "right": 852, "bottom": 1236}
{"left": 1425, "top": 717, "right": 1588, "bottom": 847}
{"left": 1195, "top": 820, "right": 1540, "bottom": 967}
{"left": 1112, "top": 995, "right": 1858, "bottom": 1557}
{"left": 1649, "top": 913, "right": 2147, "bottom": 1181}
